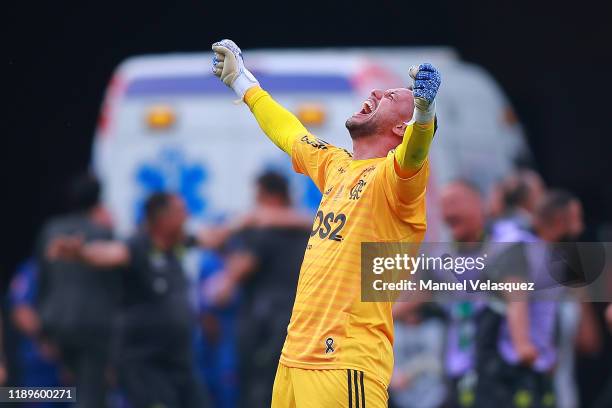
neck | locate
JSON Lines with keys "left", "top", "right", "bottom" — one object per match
{"left": 150, "top": 230, "right": 175, "bottom": 251}
{"left": 352, "top": 133, "right": 399, "bottom": 160}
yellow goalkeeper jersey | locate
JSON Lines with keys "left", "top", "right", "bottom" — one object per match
{"left": 244, "top": 87, "right": 431, "bottom": 386}
{"left": 282, "top": 135, "right": 428, "bottom": 385}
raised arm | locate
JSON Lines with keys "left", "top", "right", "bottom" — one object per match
{"left": 394, "top": 63, "right": 441, "bottom": 178}
{"left": 212, "top": 39, "right": 306, "bottom": 155}
{"left": 243, "top": 87, "right": 306, "bottom": 154}
{"left": 47, "top": 235, "right": 130, "bottom": 269}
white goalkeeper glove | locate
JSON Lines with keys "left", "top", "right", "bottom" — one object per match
{"left": 212, "top": 39, "right": 259, "bottom": 99}
{"left": 409, "top": 63, "right": 441, "bottom": 124}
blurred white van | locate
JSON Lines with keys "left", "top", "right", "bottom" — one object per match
{"left": 92, "top": 48, "right": 529, "bottom": 239}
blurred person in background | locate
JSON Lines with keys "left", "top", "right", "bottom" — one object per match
{"left": 438, "top": 180, "right": 489, "bottom": 408}
{"left": 195, "top": 249, "right": 239, "bottom": 408}
{"left": 576, "top": 302, "right": 612, "bottom": 408}
{"left": 35, "top": 173, "right": 118, "bottom": 408}
{"left": 499, "top": 169, "right": 545, "bottom": 228}
{"left": 490, "top": 171, "right": 579, "bottom": 408}
{"left": 490, "top": 169, "right": 546, "bottom": 239}
{"left": 47, "top": 192, "right": 208, "bottom": 408}
{"left": 205, "top": 171, "right": 311, "bottom": 408}
{"left": 475, "top": 190, "right": 584, "bottom": 408}
{"left": 0, "top": 312, "right": 6, "bottom": 385}
{"left": 192, "top": 172, "right": 310, "bottom": 407}
{"left": 573, "top": 225, "right": 612, "bottom": 408}
{"left": 8, "top": 259, "right": 66, "bottom": 408}
{"left": 389, "top": 304, "right": 446, "bottom": 408}
{"left": 589, "top": 303, "right": 612, "bottom": 408}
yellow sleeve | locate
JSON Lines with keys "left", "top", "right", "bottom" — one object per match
{"left": 377, "top": 155, "right": 429, "bottom": 224}
{"left": 371, "top": 119, "right": 433, "bottom": 222}
{"left": 244, "top": 86, "right": 348, "bottom": 192}
{"left": 290, "top": 134, "right": 350, "bottom": 192}
{"left": 244, "top": 86, "right": 306, "bottom": 155}
{"left": 393, "top": 120, "right": 435, "bottom": 178}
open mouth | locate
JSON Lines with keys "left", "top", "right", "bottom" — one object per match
{"left": 356, "top": 97, "right": 377, "bottom": 116}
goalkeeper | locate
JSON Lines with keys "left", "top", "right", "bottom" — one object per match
{"left": 212, "top": 39, "right": 441, "bottom": 408}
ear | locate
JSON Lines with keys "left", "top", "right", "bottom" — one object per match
{"left": 392, "top": 122, "right": 407, "bottom": 138}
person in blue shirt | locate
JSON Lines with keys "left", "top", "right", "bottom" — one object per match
{"left": 195, "top": 249, "right": 239, "bottom": 408}
{"left": 8, "top": 258, "right": 66, "bottom": 408}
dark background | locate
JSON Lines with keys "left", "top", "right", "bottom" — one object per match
{"left": 4, "top": 0, "right": 611, "bottom": 287}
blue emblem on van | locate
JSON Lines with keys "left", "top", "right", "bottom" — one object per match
{"left": 135, "top": 148, "right": 208, "bottom": 222}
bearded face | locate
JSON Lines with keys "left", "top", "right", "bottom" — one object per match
{"left": 345, "top": 88, "right": 415, "bottom": 139}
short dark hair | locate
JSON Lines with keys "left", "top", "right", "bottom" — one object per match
{"left": 503, "top": 176, "right": 530, "bottom": 208}
{"left": 535, "top": 189, "right": 576, "bottom": 224}
{"left": 256, "top": 171, "right": 290, "bottom": 201}
{"left": 502, "top": 169, "right": 542, "bottom": 209}
{"left": 68, "top": 173, "right": 101, "bottom": 212}
{"left": 144, "top": 192, "right": 174, "bottom": 224}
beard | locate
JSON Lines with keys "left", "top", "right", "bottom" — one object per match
{"left": 345, "top": 115, "right": 380, "bottom": 140}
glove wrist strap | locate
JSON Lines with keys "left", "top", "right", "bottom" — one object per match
{"left": 414, "top": 100, "right": 436, "bottom": 124}
{"left": 232, "top": 69, "right": 260, "bottom": 100}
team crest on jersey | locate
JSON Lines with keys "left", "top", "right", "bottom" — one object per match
{"left": 301, "top": 135, "right": 329, "bottom": 150}
{"left": 349, "top": 180, "right": 366, "bottom": 200}
{"left": 349, "top": 166, "right": 375, "bottom": 200}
